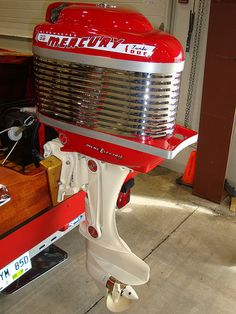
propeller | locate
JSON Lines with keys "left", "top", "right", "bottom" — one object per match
{"left": 106, "top": 283, "right": 138, "bottom": 313}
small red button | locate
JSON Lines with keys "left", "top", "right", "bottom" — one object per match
{"left": 88, "top": 226, "right": 98, "bottom": 238}
{"left": 88, "top": 160, "right": 97, "bottom": 172}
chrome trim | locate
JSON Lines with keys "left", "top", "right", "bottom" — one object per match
{"left": 33, "top": 46, "right": 184, "bottom": 74}
{"left": 34, "top": 55, "right": 182, "bottom": 138}
{"left": 38, "top": 113, "right": 198, "bottom": 160}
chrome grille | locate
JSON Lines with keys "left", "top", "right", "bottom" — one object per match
{"left": 34, "top": 55, "right": 182, "bottom": 139}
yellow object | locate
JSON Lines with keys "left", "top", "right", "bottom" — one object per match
{"left": 40, "top": 155, "right": 62, "bottom": 206}
{"left": 230, "top": 197, "right": 236, "bottom": 213}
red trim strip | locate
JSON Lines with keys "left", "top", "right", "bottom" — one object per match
{"left": 0, "top": 192, "right": 85, "bottom": 269}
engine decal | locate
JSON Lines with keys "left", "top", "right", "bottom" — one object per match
{"left": 36, "top": 33, "right": 155, "bottom": 57}
{"left": 85, "top": 144, "right": 123, "bottom": 160}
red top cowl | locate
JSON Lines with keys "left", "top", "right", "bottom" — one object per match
{"left": 33, "top": 2, "right": 184, "bottom": 64}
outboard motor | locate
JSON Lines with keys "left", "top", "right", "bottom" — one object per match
{"left": 33, "top": 2, "right": 197, "bottom": 312}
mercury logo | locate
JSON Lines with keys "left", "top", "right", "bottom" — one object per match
{"left": 47, "top": 35, "right": 124, "bottom": 49}
{"left": 36, "top": 33, "right": 155, "bottom": 57}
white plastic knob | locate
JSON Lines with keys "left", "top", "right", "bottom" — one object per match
{"left": 8, "top": 127, "right": 23, "bottom": 141}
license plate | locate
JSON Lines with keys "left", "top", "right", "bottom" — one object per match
{"left": 68, "top": 214, "right": 85, "bottom": 227}
{"left": 0, "top": 252, "right": 32, "bottom": 291}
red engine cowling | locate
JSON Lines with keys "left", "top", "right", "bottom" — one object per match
{"left": 33, "top": 2, "right": 197, "bottom": 173}
{"left": 32, "top": 4, "right": 199, "bottom": 305}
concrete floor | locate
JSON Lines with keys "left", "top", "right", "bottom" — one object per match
{"left": 1, "top": 167, "right": 236, "bottom": 314}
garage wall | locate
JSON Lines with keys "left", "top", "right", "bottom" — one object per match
{"left": 164, "top": 0, "right": 236, "bottom": 188}
{"left": 163, "top": 0, "right": 211, "bottom": 175}
{"left": 225, "top": 116, "right": 236, "bottom": 187}
{"left": 0, "top": 0, "right": 169, "bottom": 52}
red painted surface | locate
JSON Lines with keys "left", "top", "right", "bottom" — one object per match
{"left": 38, "top": 123, "right": 46, "bottom": 155}
{"left": 88, "top": 160, "right": 98, "bottom": 172}
{"left": 54, "top": 124, "right": 197, "bottom": 173}
{"left": 0, "top": 191, "right": 85, "bottom": 269}
{"left": 88, "top": 226, "right": 98, "bottom": 238}
{"left": 32, "top": 4, "right": 195, "bottom": 173}
{"left": 33, "top": 3, "right": 184, "bottom": 64}
{"left": 117, "top": 190, "right": 131, "bottom": 209}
